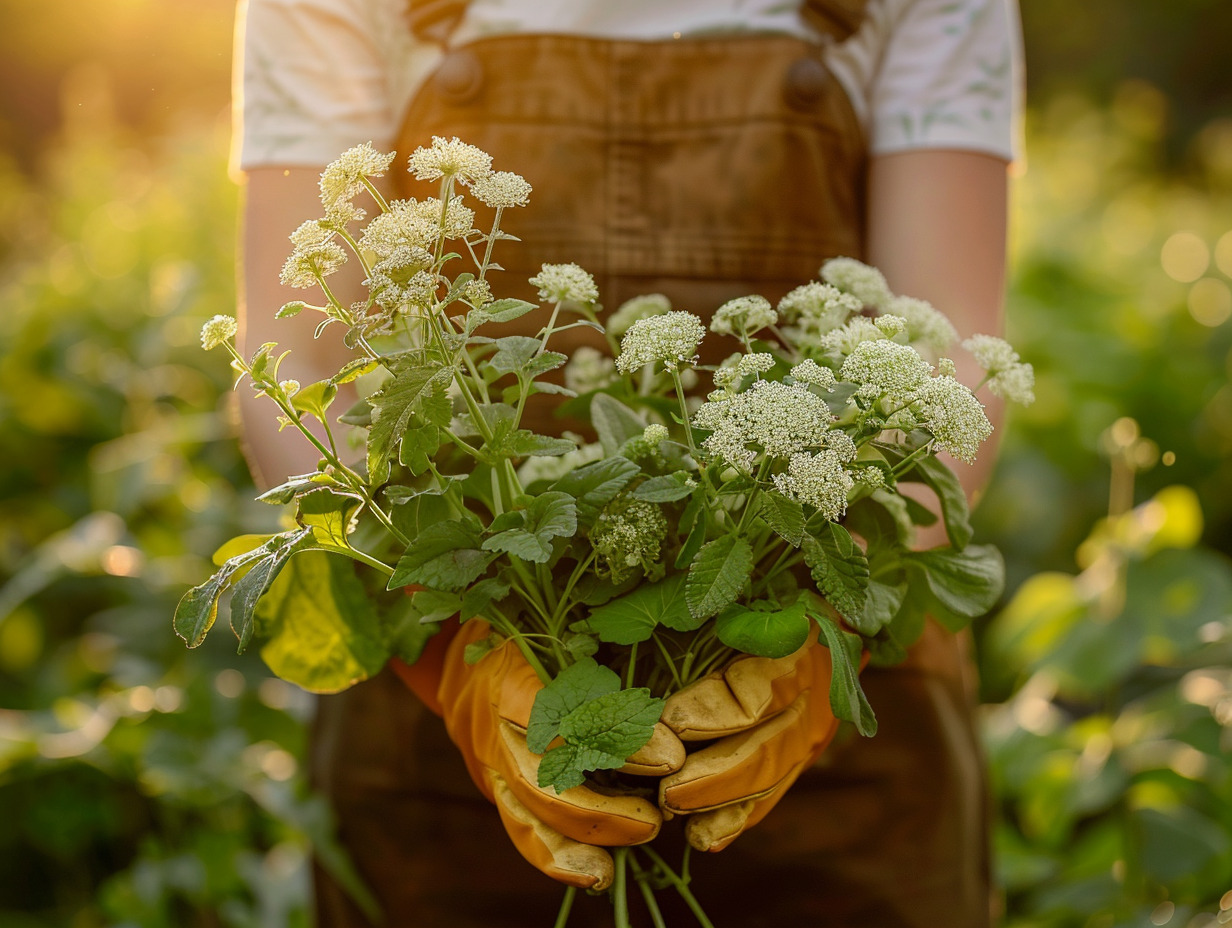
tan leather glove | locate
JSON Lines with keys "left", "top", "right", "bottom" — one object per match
{"left": 393, "top": 618, "right": 684, "bottom": 890}
{"left": 657, "top": 638, "right": 851, "bottom": 853}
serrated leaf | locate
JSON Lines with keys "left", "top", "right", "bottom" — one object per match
{"left": 459, "top": 576, "right": 512, "bottom": 621}
{"left": 675, "top": 496, "right": 707, "bottom": 569}
{"left": 896, "top": 452, "right": 971, "bottom": 549}
{"left": 536, "top": 744, "right": 589, "bottom": 793}
{"left": 465, "top": 298, "right": 537, "bottom": 333}
{"left": 367, "top": 361, "right": 446, "bottom": 486}
{"left": 399, "top": 422, "right": 442, "bottom": 475}
{"left": 590, "top": 393, "right": 646, "bottom": 456}
{"left": 331, "top": 357, "right": 380, "bottom": 385}
{"left": 686, "top": 535, "right": 753, "bottom": 619}
{"left": 291, "top": 380, "right": 338, "bottom": 423}
{"left": 389, "top": 520, "right": 494, "bottom": 590}
{"left": 296, "top": 488, "right": 364, "bottom": 548}
{"left": 715, "top": 601, "right": 811, "bottom": 658}
{"left": 383, "top": 475, "right": 466, "bottom": 505}
{"left": 255, "top": 550, "right": 389, "bottom": 693}
{"left": 487, "top": 336, "right": 542, "bottom": 374}
{"left": 526, "top": 658, "right": 621, "bottom": 753}
{"left": 814, "top": 616, "right": 877, "bottom": 736}
{"left": 588, "top": 574, "right": 691, "bottom": 644}
{"left": 482, "top": 528, "right": 553, "bottom": 562}
{"left": 277, "top": 301, "right": 306, "bottom": 318}
{"left": 802, "top": 522, "right": 870, "bottom": 627}
{"left": 861, "top": 579, "right": 907, "bottom": 636}
{"left": 256, "top": 472, "right": 342, "bottom": 505}
{"left": 230, "top": 528, "right": 317, "bottom": 650}
{"left": 550, "top": 457, "right": 640, "bottom": 526}
{"left": 500, "top": 431, "right": 577, "bottom": 458}
{"left": 905, "top": 544, "right": 1004, "bottom": 624}
{"left": 759, "top": 491, "right": 805, "bottom": 547}
{"left": 564, "top": 633, "right": 599, "bottom": 659}
{"left": 557, "top": 688, "right": 664, "bottom": 759}
{"left": 630, "top": 473, "right": 695, "bottom": 503}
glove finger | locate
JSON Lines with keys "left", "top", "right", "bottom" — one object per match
{"left": 499, "top": 723, "right": 662, "bottom": 847}
{"left": 660, "top": 692, "right": 839, "bottom": 817}
{"left": 619, "top": 722, "right": 686, "bottom": 776}
{"left": 490, "top": 771, "right": 616, "bottom": 890}
{"left": 683, "top": 800, "right": 754, "bottom": 853}
{"left": 661, "top": 641, "right": 828, "bottom": 740}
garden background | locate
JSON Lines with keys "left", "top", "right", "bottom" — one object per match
{"left": 1, "top": 1, "right": 1230, "bottom": 925}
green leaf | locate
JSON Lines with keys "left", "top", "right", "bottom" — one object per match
{"left": 861, "top": 579, "right": 907, "bottom": 636}
{"left": 255, "top": 551, "right": 389, "bottom": 693}
{"left": 675, "top": 496, "right": 707, "bottom": 569}
{"left": 905, "top": 544, "right": 1004, "bottom": 624}
{"left": 557, "top": 688, "right": 664, "bottom": 760}
{"left": 536, "top": 744, "right": 589, "bottom": 793}
{"left": 686, "top": 535, "right": 754, "bottom": 620}
{"left": 630, "top": 473, "right": 695, "bottom": 503}
{"left": 331, "top": 357, "right": 380, "bottom": 385}
{"left": 399, "top": 422, "right": 442, "bottom": 476}
{"left": 463, "top": 633, "right": 502, "bottom": 665}
{"left": 814, "top": 616, "right": 877, "bottom": 736}
{"left": 296, "top": 488, "right": 364, "bottom": 548}
{"left": 459, "top": 576, "right": 512, "bottom": 621}
{"left": 802, "top": 522, "right": 870, "bottom": 629}
{"left": 588, "top": 574, "right": 690, "bottom": 644}
{"left": 759, "top": 491, "right": 805, "bottom": 547}
{"left": 499, "top": 431, "right": 577, "bottom": 459}
{"left": 291, "top": 380, "right": 338, "bottom": 423}
{"left": 465, "top": 298, "right": 537, "bottom": 333}
{"left": 590, "top": 393, "right": 645, "bottom": 456}
{"left": 481, "top": 492, "right": 577, "bottom": 564}
{"left": 382, "top": 594, "right": 440, "bottom": 664}
{"left": 366, "top": 360, "right": 447, "bottom": 485}
{"left": 550, "top": 457, "right": 640, "bottom": 526}
{"left": 715, "top": 601, "right": 811, "bottom": 658}
{"left": 256, "top": 471, "right": 343, "bottom": 505}
{"left": 383, "top": 475, "right": 466, "bottom": 505}
{"left": 486, "top": 336, "right": 567, "bottom": 380}
{"left": 230, "top": 528, "right": 317, "bottom": 650}
{"left": 389, "top": 520, "right": 494, "bottom": 590}
{"left": 898, "top": 452, "right": 972, "bottom": 549}
{"left": 526, "top": 658, "right": 621, "bottom": 753}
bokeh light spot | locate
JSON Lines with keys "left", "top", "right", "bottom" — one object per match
{"left": 1188, "top": 278, "right": 1232, "bottom": 327}
{"left": 1161, "top": 231, "right": 1210, "bottom": 282}
{"left": 215, "top": 668, "right": 245, "bottom": 698}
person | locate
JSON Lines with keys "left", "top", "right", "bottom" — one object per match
{"left": 231, "top": 0, "right": 1023, "bottom": 925}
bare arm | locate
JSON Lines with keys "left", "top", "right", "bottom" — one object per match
{"left": 864, "top": 149, "right": 1010, "bottom": 544}
{"left": 237, "top": 166, "right": 360, "bottom": 488}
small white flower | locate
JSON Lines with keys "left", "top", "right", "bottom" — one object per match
{"left": 643, "top": 424, "right": 669, "bottom": 444}
{"left": 360, "top": 200, "right": 441, "bottom": 256}
{"left": 407, "top": 136, "right": 493, "bottom": 184}
{"left": 874, "top": 314, "right": 907, "bottom": 338}
{"left": 279, "top": 379, "right": 301, "bottom": 397}
{"left": 963, "top": 334, "right": 1021, "bottom": 373}
{"left": 591, "top": 498, "right": 668, "bottom": 582}
{"left": 412, "top": 197, "right": 475, "bottom": 240}
{"left": 563, "top": 345, "right": 617, "bottom": 394}
{"left": 290, "top": 220, "right": 333, "bottom": 250}
{"left": 853, "top": 466, "right": 886, "bottom": 490}
{"left": 323, "top": 199, "right": 366, "bottom": 227}
{"left": 913, "top": 376, "right": 993, "bottom": 463}
{"left": 818, "top": 317, "right": 885, "bottom": 355}
{"left": 789, "top": 359, "right": 837, "bottom": 391}
{"left": 694, "top": 380, "right": 835, "bottom": 471}
{"left": 777, "top": 282, "right": 861, "bottom": 334}
{"left": 280, "top": 240, "right": 347, "bottom": 289}
{"left": 469, "top": 171, "right": 532, "bottom": 209}
{"left": 823, "top": 430, "right": 858, "bottom": 463}
{"left": 320, "top": 143, "right": 396, "bottom": 212}
{"left": 840, "top": 340, "right": 934, "bottom": 400}
{"left": 772, "top": 450, "right": 854, "bottom": 522}
{"left": 937, "top": 357, "right": 957, "bottom": 378}
{"left": 529, "top": 263, "right": 599, "bottom": 304}
{"left": 607, "top": 294, "right": 671, "bottom": 339}
{"left": 463, "top": 278, "right": 493, "bottom": 306}
{"left": 710, "top": 295, "right": 777, "bottom": 337}
{"left": 200, "top": 315, "right": 237, "bottom": 350}
{"left": 820, "top": 257, "right": 893, "bottom": 308}
{"left": 616, "top": 311, "right": 707, "bottom": 373}
{"left": 737, "top": 353, "right": 775, "bottom": 377}
{"left": 989, "top": 362, "right": 1036, "bottom": 405}
{"left": 888, "top": 296, "right": 957, "bottom": 354}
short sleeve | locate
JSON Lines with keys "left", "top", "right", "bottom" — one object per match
{"left": 868, "top": 0, "right": 1022, "bottom": 161}
{"left": 231, "top": 0, "right": 431, "bottom": 173}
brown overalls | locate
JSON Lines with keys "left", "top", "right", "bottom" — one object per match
{"left": 311, "top": 7, "right": 992, "bottom": 926}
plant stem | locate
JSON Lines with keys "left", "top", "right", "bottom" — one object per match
{"left": 612, "top": 848, "right": 631, "bottom": 928}
{"left": 639, "top": 845, "right": 715, "bottom": 928}
{"left": 628, "top": 852, "right": 668, "bottom": 928}
{"left": 553, "top": 887, "right": 576, "bottom": 928}
{"left": 360, "top": 176, "right": 390, "bottom": 214}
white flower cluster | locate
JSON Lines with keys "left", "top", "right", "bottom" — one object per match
{"left": 789, "top": 359, "right": 837, "bottom": 391}
{"left": 200, "top": 315, "right": 237, "bottom": 351}
{"left": 710, "top": 295, "right": 777, "bottom": 337}
{"left": 365, "top": 248, "right": 437, "bottom": 310}
{"left": 713, "top": 353, "right": 775, "bottom": 394}
{"left": 616, "top": 311, "right": 707, "bottom": 374}
{"left": 962, "top": 335, "right": 1035, "bottom": 405}
{"left": 839, "top": 339, "right": 934, "bottom": 401}
{"left": 591, "top": 498, "right": 668, "bottom": 582}
{"left": 469, "top": 171, "right": 532, "bottom": 209}
{"left": 319, "top": 142, "right": 395, "bottom": 219}
{"left": 463, "top": 278, "right": 493, "bottom": 306}
{"left": 772, "top": 450, "right": 854, "bottom": 522}
{"left": 359, "top": 197, "right": 474, "bottom": 257}
{"left": 642, "top": 424, "right": 669, "bottom": 444}
{"left": 874, "top": 314, "right": 907, "bottom": 338}
{"left": 280, "top": 239, "right": 347, "bottom": 289}
{"left": 887, "top": 295, "right": 958, "bottom": 355}
{"left": 563, "top": 346, "right": 617, "bottom": 394}
{"left": 913, "top": 376, "right": 993, "bottom": 463}
{"left": 529, "top": 263, "right": 599, "bottom": 304}
{"left": 817, "top": 317, "right": 885, "bottom": 355}
{"left": 820, "top": 256, "right": 892, "bottom": 308}
{"left": 607, "top": 294, "right": 671, "bottom": 338}
{"left": 693, "top": 380, "right": 834, "bottom": 472}
{"left": 407, "top": 136, "right": 493, "bottom": 184}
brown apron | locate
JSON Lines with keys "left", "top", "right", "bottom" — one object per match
{"left": 311, "top": 19, "right": 991, "bottom": 928}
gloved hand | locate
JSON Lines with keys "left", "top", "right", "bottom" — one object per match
{"left": 657, "top": 638, "right": 848, "bottom": 853}
{"left": 392, "top": 618, "right": 685, "bottom": 890}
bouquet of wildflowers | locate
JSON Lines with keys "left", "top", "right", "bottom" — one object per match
{"left": 180, "top": 138, "right": 1032, "bottom": 925}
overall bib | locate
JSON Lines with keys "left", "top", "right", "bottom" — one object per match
{"left": 311, "top": 11, "right": 992, "bottom": 927}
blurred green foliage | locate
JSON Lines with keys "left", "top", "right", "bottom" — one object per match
{"left": 1, "top": 2, "right": 1231, "bottom": 926}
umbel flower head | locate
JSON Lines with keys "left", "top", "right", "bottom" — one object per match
{"left": 840, "top": 339, "right": 934, "bottom": 401}
{"left": 607, "top": 293, "right": 671, "bottom": 339}
{"left": 693, "top": 379, "right": 834, "bottom": 472}
{"left": 529, "top": 263, "right": 599, "bottom": 304}
{"left": 320, "top": 142, "right": 396, "bottom": 214}
{"left": 280, "top": 239, "right": 347, "bottom": 289}
{"left": 200, "top": 315, "right": 237, "bottom": 351}
{"left": 820, "top": 256, "right": 893, "bottom": 309}
{"left": 616, "top": 311, "right": 707, "bottom": 373}
{"left": 407, "top": 136, "right": 493, "bottom": 184}
{"left": 710, "top": 295, "right": 777, "bottom": 338}
{"left": 591, "top": 498, "right": 668, "bottom": 583}
{"left": 470, "top": 171, "right": 532, "bottom": 209}
{"left": 771, "top": 450, "right": 855, "bottom": 522}
{"left": 962, "top": 334, "right": 1036, "bottom": 405}
{"left": 777, "top": 282, "right": 861, "bottom": 338}
{"left": 913, "top": 375, "right": 993, "bottom": 463}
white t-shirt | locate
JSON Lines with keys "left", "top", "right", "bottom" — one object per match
{"left": 233, "top": 0, "right": 1023, "bottom": 172}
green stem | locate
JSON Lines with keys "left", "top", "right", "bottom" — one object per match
{"left": 477, "top": 208, "right": 503, "bottom": 280}
{"left": 553, "top": 887, "right": 576, "bottom": 928}
{"left": 639, "top": 845, "right": 715, "bottom": 928}
{"left": 538, "top": 300, "right": 564, "bottom": 354}
{"left": 320, "top": 544, "right": 394, "bottom": 577}
{"left": 650, "top": 633, "right": 685, "bottom": 694}
{"left": 334, "top": 225, "right": 372, "bottom": 279}
{"left": 889, "top": 439, "right": 936, "bottom": 478}
{"left": 360, "top": 176, "right": 390, "bottom": 214}
{"left": 628, "top": 852, "right": 668, "bottom": 928}
{"left": 485, "top": 607, "right": 553, "bottom": 685}
{"left": 625, "top": 641, "right": 639, "bottom": 689}
{"left": 612, "top": 848, "right": 631, "bottom": 928}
